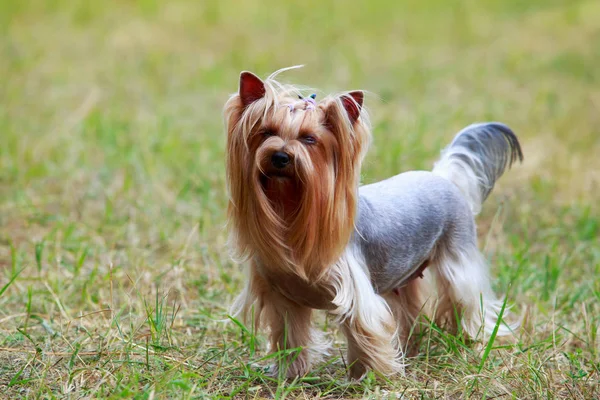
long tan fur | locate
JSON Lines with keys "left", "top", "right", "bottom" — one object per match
{"left": 224, "top": 68, "right": 370, "bottom": 281}
{"left": 226, "top": 68, "right": 383, "bottom": 378}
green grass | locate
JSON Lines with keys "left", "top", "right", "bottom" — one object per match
{"left": 1, "top": 0, "right": 599, "bottom": 398}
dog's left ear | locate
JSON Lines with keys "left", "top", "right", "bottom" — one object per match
{"left": 239, "top": 71, "right": 266, "bottom": 107}
{"left": 341, "top": 91, "right": 364, "bottom": 125}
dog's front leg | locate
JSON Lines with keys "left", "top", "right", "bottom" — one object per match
{"left": 340, "top": 298, "right": 401, "bottom": 380}
{"left": 331, "top": 249, "right": 403, "bottom": 380}
{"left": 231, "top": 264, "right": 319, "bottom": 377}
{"left": 262, "top": 291, "right": 315, "bottom": 378}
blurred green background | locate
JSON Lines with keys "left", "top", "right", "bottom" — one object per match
{"left": 1, "top": 0, "right": 599, "bottom": 398}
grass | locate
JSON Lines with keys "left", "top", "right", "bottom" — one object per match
{"left": 1, "top": 0, "right": 599, "bottom": 398}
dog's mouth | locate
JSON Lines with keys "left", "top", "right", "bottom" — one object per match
{"left": 264, "top": 172, "right": 292, "bottom": 179}
{"left": 260, "top": 173, "right": 293, "bottom": 192}
{"left": 259, "top": 169, "right": 301, "bottom": 216}
{"left": 260, "top": 168, "right": 297, "bottom": 195}
{"left": 260, "top": 168, "right": 294, "bottom": 180}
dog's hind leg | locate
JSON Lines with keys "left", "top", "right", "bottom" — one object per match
{"left": 383, "top": 278, "right": 427, "bottom": 357}
{"left": 429, "top": 241, "right": 517, "bottom": 340}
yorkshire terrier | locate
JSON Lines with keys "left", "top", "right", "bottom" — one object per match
{"left": 225, "top": 67, "right": 522, "bottom": 379}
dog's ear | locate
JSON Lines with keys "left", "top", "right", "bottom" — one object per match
{"left": 239, "top": 71, "right": 266, "bottom": 107}
{"left": 341, "top": 91, "right": 363, "bottom": 124}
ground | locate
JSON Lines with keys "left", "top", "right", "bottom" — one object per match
{"left": 1, "top": 0, "right": 599, "bottom": 398}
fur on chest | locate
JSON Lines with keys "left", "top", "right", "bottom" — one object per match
{"left": 259, "top": 267, "right": 336, "bottom": 310}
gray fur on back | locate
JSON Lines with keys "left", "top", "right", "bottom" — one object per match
{"left": 353, "top": 171, "right": 475, "bottom": 294}
{"left": 352, "top": 122, "right": 523, "bottom": 294}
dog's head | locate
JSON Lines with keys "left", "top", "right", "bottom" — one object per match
{"left": 224, "top": 68, "right": 371, "bottom": 279}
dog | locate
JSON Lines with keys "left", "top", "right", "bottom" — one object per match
{"left": 224, "top": 67, "right": 522, "bottom": 379}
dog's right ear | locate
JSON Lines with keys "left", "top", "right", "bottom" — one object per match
{"left": 239, "top": 71, "right": 265, "bottom": 107}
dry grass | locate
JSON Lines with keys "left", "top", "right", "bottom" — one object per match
{"left": 1, "top": 0, "right": 599, "bottom": 398}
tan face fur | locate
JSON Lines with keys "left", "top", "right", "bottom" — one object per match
{"left": 224, "top": 71, "right": 370, "bottom": 281}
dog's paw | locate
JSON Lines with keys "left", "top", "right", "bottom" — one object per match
{"left": 348, "top": 360, "right": 368, "bottom": 381}
{"left": 265, "top": 356, "right": 311, "bottom": 379}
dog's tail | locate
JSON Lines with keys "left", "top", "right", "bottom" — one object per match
{"left": 431, "top": 123, "right": 523, "bottom": 339}
{"left": 432, "top": 122, "right": 523, "bottom": 214}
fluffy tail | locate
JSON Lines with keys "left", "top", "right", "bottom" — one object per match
{"left": 432, "top": 122, "right": 523, "bottom": 214}
{"left": 431, "top": 122, "right": 523, "bottom": 338}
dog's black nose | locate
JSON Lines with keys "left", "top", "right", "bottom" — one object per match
{"left": 271, "top": 151, "right": 290, "bottom": 169}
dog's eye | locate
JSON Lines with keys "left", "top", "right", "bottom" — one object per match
{"left": 300, "top": 135, "right": 317, "bottom": 145}
{"left": 262, "top": 130, "right": 276, "bottom": 138}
